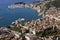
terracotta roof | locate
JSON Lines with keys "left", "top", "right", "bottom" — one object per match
{"left": 21, "top": 28, "right": 27, "bottom": 30}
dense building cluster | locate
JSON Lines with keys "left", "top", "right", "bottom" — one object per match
{"left": 9, "top": 7, "right": 60, "bottom": 40}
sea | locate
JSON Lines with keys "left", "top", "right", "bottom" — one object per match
{"left": 0, "top": 0, "right": 42, "bottom": 27}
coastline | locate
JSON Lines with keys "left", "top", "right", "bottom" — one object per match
{"left": 8, "top": 0, "right": 45, "bottom": 16}
{"left": 0, "top": 0, "right": 60, "bottom": 40}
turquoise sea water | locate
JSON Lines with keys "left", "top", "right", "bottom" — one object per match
{"left": 0, "top": 0, "right": 42, "bottom": 27}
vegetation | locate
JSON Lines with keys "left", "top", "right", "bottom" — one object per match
{"left": 11, "top": 26, "right": 22, "bottom": 32}
{"left": 52, "top": 0, "right": 60, "bottom": 8}
{"left": 45, "top": 2, "right": 51, "bottom": 9}
{"left": 36, "top": 27, "right": 60, "bottom": 37}
{"left": 22, "top": 36, "right": 26, "bottom": 40}
{"left": 45, "top": 0, "right": 60, "bottom": 9}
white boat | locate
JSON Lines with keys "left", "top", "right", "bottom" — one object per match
{"left": 20, "top": 18, "right": 25, "bottom": 21}
{"left": 18, "top": 18, "right": 25, "bottom": 21}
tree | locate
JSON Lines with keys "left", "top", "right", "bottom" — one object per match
{"left": 22, "top": 36, "right": 26, "bottom": 40}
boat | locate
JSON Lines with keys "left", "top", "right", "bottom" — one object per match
{"left": 20, "top": 18, "right": 25, "bottom": 21}
{"left": 18, "top": 18, "right": 25, "bottom": 21}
